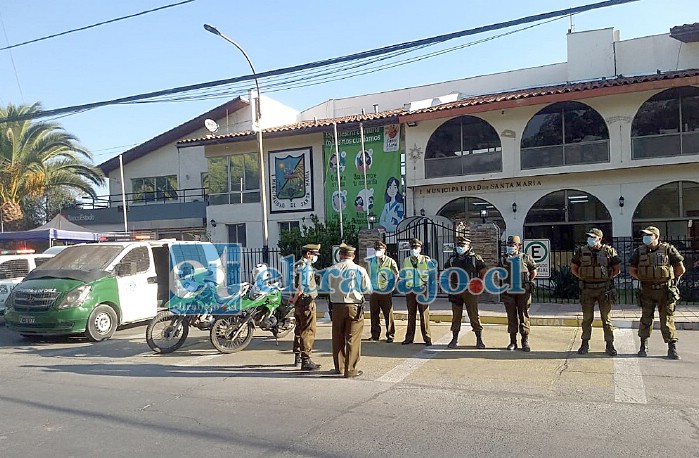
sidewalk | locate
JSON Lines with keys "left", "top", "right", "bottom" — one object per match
{"left": 315, "top": 296, "right": 699, "bottom": 330}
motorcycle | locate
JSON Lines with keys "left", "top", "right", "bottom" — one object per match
{"left": 209, "top": 265, "right": 295, "bottom": 354}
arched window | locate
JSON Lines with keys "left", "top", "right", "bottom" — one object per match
{"left": 521, "top": 101, "right": 609, "bottom": 169}
{"left": 437, "top": 196, "right": 505, "bottom": 232}
{"left": 633, "top": 180, "right": 699, "bottom": 239}
{"left": 424, "top": 115, "right": 502, "bottom": 178}
{"left": 631, "top": 86, "right": 699, "bottom": 159}
{"left": 524, "top": 189, "right": 611, "bottom": 250}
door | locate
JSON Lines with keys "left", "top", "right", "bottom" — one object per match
{"left": 115, "top": 246, "right": 158, "bottom": 323}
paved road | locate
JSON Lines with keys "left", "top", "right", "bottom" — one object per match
{"left": 1, "top": 316, "right": 698, "bottom": 457}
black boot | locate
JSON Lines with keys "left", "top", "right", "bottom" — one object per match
{"left": 506, "top": 333, "right": 517, "bottom": 351}
{"left": 577, "top": 339, "right": 589, "bottom": 355}
{"left": 301, "top": 355, "right": 321, "bottom": 371}
{"left": 638, "top": 338, "right": 648, "bottom": 357}
{"left": 447, "top": 331, "right": 459, "bottom": 349}
{"left": 605, "top": 341, "right": 617, "bottom": 357}
{"left": 521, "top": 335, "right": 531, "bottom": 352}
{"left": 475, "top": 331, "right": 485, "bottom": 349}
{"left": 294, "top": 353, "right": 302, "bottom": 367}
{"left": 667, "top": 342, "right": 680, "bottom": 360}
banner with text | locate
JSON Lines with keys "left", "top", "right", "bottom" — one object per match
{"left": 323, "top": 125, "right": 403, "bottom": 232}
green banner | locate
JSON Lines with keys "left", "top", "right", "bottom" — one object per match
{"left": 323, "top": 124, "right": 404, "bottom": 232}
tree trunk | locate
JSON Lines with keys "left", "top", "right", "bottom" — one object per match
{"left": 1, "top": 200, "right": 24, "bottom": 230}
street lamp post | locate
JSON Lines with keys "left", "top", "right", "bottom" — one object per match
{"left": 204, "top": 24, "right": 269, "bottom": 263}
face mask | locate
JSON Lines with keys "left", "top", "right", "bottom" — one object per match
{"left": 410, "top": 248, "right": 420, "bottom": 257}
{"left": 642, "top": 235, "right": 654, "bottom": 246}
{"left": 587, "top": 237, "right": 598, "bottom": 247}
{"left": 506, "top": 246, "right": 516, "bottom": 255}
{"left": 375, "top": 250, "right": 385, "bottom": 258}
{"left": 456, "top": 246, "right": 466, "bottom": 255}
{"left": 311, "top": 255, "right": 318, "bottom": 264}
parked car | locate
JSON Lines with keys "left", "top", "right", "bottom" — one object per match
{"left": 0, "top": 250, "right": 56, "bottom": 315}
{"left": 3, "top": 240, "right": 222, "bottom": 341}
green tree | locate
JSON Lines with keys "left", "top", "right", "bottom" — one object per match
{"left": 278, "top": 214, "right": 358, "bottom": 268}
{"left": 0, "top": 103, "right": 104, "bottom": 230}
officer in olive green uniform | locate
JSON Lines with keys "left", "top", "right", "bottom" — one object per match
{"left": 497, "top": 235, "right": 538, "bottom": 352}
{"left": 571, "top": 228, "right": 621, "bottom": 356}
{"left": 366, "top": 240, "right": 399, "bottom": 342}
{"left": 444, "top": 236, "right": 487, "bottom": 349}
{"left": 328, "top": 243, "right": 372, "bottom": 378}
{"left": 291, "top": 243, "right": 321, "bottom": 371}
{"left": 630, "top": 226, "right": 686, "bottom": 360}
{"left": 401, "top": 238, "right": 434, "bottom": 346}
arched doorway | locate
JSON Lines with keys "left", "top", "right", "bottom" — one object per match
{"left": 437, "top": 196, "right": 505, "bottom": 233}
{"left": 633, "top": 180, "right": 699, "bottom": 241}
{"left": 524, "top": 189, "right": 611, "bottom": 250}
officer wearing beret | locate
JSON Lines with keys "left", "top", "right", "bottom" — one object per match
{"left": 444, "top": 236, "right": 487, "bottom": 349}
{"left": 498, "top": 235, "right": 538, "bottom": 351}
{"left": 328, "top": 243, "right": 372, "bottom": 377}
{"left": 571, "top": 228, "right": 621, "bottom": 357}
{"left": 366, "top": 240, "right": 399, "bottom": 342}
{"left": 291, "top": 243, "right": 321, "bottom": 371}
{"left": 630, "top": 226, "right": 685, "bottom": 360}
{"left": 401, "top": 238, "right": 434, "bottom": 346}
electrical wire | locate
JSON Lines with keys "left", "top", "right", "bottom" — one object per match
{"left": 0, "top": 0, "right": 197, "bottom": 52}
{"left": 0, "top": 0, "right": 639, "bottom": 122}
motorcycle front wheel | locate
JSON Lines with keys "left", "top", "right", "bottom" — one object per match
{"left": 209, "top": 316, "right": 255, "bottom": 354}
{"left": 146, "top": 311, "right": 190, "bottom": 353}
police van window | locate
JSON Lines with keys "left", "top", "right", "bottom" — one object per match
{"left": 117, "top": 247, "right": 150, "bottom": 275}
{"left": 521, "top": 101, "right": 610, "bottom": 169}
{"left": 631, "top": 86, "right": 699, "bottom": 159}
{"left": 34, "top": 257, "right": 51, "bottom": 268}
{"left": 0, "top": 259, "right": 30, "bottom": 280}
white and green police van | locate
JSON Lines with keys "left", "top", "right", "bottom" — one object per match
{"left": 0, "top": 250, "right": 56, "bottom": 315}
{"left": 4, "top": 240, "right": 220, "bottom": 341}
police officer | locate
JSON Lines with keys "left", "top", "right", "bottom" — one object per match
{"left": 629, "top": 226, "right": 685, "bottom": 360}
{"left": 571, "top": 228, "right": 621, "bottom": 357}
{"left": 328, "top": 243, "right": 372, "bottom": 377}
{"left": 401, "top": 238, "right": 434, "bottom": 346}
{"left": 366, "top": 240, "right": 399, "bottom": 342}
{"left": 498, "top": 235, "right": 538, "bottom": 352}
{"left": 444, "top": 236, "right": 487, "bottom": 349}
{"left": 291, "top": 243, "right": 321, "bottom": 371}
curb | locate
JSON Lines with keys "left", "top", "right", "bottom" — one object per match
{"left": 314, "top": 311, "right": 699, "bottom": 330}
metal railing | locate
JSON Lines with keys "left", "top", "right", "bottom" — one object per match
{"left": 78, "top": 187, "right": 208, "bottom": 209}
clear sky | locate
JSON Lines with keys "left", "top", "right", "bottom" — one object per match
{"left": 0, "top": 0, "right": 696, "bottom": 195}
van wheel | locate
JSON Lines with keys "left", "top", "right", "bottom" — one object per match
{"left": 86, "top": 305, "right": 118, "bottom": 342}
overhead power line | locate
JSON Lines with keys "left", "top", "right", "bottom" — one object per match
{"left": 0, "top": 0, "right": 196, "bottom": 52}
{"left": 0, "top": 0, "right": 639, "bottom": 123}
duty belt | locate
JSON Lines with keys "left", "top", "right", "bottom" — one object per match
{"left": 643, "top": 282, "right": 669, "bottom": 290}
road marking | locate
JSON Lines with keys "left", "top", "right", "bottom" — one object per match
{"left": 173, "top": 353, "right": 224, "bottom": 366}
{"left": 376, "top": 329, "right": 465, "bottom": 384}
{"left": 613, "top": 328, "right": 647, "bottom": 404}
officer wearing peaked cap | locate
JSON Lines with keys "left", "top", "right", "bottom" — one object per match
{"left": 328, "top": 243, "right": 372, "bottom": 377}
{"left": 291, "top": 243, "right": 321, "bottom": 370}
{"left": 366, "top": 240, "right": 399, "bottom": 342}
{"left": 401, "top": 238, "right": 434, "bottom": 346}
{"left": 444, "top": 236, "right": 487, "bottom": 349}
{"left": 630, "top": 226, "right": 685, "bottom": 359}
{"left": 571, "top": 228, "right": 621, "bottom": 357}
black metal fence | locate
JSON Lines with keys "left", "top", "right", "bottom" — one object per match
{"left": 234, "top": 237, "right": 699, "bottom": 305}
{"left": 531, "top": 237, "right": 699, "bottom": 305}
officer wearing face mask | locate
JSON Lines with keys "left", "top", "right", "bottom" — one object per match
{"left": 498, "top": 235, "right": 538, "bottom": 352}
{"left": 291, "top": 243, "right": 321, "bottom": 370}
{"left": 571, "top": 228, "right": 621, "bottom": 357}
{"left": 366, "top": 241, "right": 399, "bottom": 342}
{"left": 401, "top": 238, "right": 435, "bottom": 346}
{"left": 629, "top": 226, "right": 685, "bottom": 360}
{"left": 444, "top": 236, "right": 487, "bottom": 349}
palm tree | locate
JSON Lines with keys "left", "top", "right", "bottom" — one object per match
{"left": 0, "top": 102, "right": 104, "bottom": 230}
